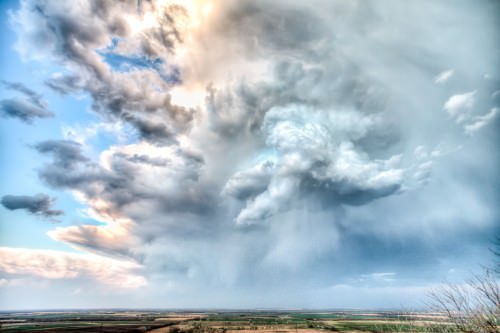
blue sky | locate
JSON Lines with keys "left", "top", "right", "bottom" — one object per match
{"left": 0, "top": 0, "right": 498, "bottom": 310}
{"left": 0, "top": 0, "right": 83, "bottom": 252}
{"left": 0, "top": 0, "right": 126, "bottom": 252}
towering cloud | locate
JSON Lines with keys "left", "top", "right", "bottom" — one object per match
{"left": 1, "top": 0, "right": 498, "bottom": 308}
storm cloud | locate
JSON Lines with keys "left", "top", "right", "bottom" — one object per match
{"left": 1, "top": 194, "right": 63, "bottom": 219}
{"left": 1, "top": 0, "right": 499, "bottom": 309}
{"left": 10, "top": 0, "right": 194, "bottom": 144}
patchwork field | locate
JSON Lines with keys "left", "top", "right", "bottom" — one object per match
{"left": 0, "top": 310, "right": 453, "bottom": 333}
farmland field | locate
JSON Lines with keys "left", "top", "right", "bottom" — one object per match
{"left": 0, "top": 310, "right": 453, "bottom": 332}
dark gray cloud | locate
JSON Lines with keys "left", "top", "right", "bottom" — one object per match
{"left": 34, "top": 140, "right": 89, "bottom": 168}
{"left": 0, "top": 81, "right": 53, "bottom": 123}
{"left": 0, "top": 98, "right": 53, "bottom": 123}
{"left": 85, "top": 83, "right": 196, "bottom": 144}
{"left": 33, "top": 139, "right": 210, "bottom": 217}
{"left": 1, "top": 194, "right": 63, "bottom": 219}
{"left": 122, "top": 114, "right": 176, "bottom": 145}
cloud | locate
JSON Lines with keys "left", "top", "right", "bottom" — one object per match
{"left": 47, "top": 217, "right": 137, "bottom": 258}
{"left": 34, "top": 140, "right": 89, "bottom": 168}
{"left": 1, "top": 80, "right": 47, "bottom": 108}
{"left": 464, "top": 107, "right": 499, "bottom": 135}
{"left": 0, "top": 98, "right": 53, "bottom": 123}
{"left": 0, "top": 81, "right": 53, "bottom": 123}
{"left": 361, "top": 272, "right": 397, "bottom": 283}
{"left": 45, "top": 73, "right": 83, "bottom": 95}
{"left": 33, "top": 139, "right": 208, "bottom": 213}
{"left": 222, "top": 160, "right": 275, "bottom": 200}
{"left": 10, "top": 0, "right": 194, "bottom": 145}
{"left": 444, "top": 91, "right": 476, "bottom": 123}
{"left": 434, "top": 69, "right": 454, "bottom": 84}
{"left": 3, "top": 0, "right": 499, "bottom": 308}
{"left": 227, "top": 105, "right": 405, "bottom": 225}
{"left": 0, "top": 247, "right": 146, "bottom": 288}
{"left": 1, "top": 194, "right": 63, "bottom": 219}
{"left": 444, "top": 91, "right": 499, "bottom": 135}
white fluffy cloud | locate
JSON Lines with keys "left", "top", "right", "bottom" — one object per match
{"left": 444, "top": 91, "right": 498, "bottom": 134}
{"left": 444, "top": 91, "right": 476, "bottom": 123}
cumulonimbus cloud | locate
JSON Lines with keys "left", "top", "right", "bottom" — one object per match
{"left": 3, "top": 0, "right": 499, "bottom": 304}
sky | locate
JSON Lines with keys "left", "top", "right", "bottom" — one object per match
{"left": 0, "top": 0, "right": 499, "bottom": 310}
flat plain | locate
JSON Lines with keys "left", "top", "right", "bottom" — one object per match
{"left": 0, "top": 310, "right": 452, "bottom": 333}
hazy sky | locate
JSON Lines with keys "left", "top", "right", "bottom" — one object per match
{"left": 0, "top": 0, "right": 499, "bottom": 310}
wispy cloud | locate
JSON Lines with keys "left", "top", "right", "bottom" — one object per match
{"left": 0, "top": 247, "right": 146, "bottom": 288}
{"left": 434, "top": 69, "right": 454, "bottom": 84}
{"left": 444, "top": 91, "right": 498, "bottom": 135}
{"left": 0, "top": 81, "right": 53, "bottom": 123}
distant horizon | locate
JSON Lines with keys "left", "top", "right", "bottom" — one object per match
{"left": 0, "top": 307, "right": 429, "bottom": 313}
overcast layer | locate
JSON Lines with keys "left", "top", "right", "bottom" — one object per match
{"left": 0, "top": 0, "right": 499, "bottom": 310}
